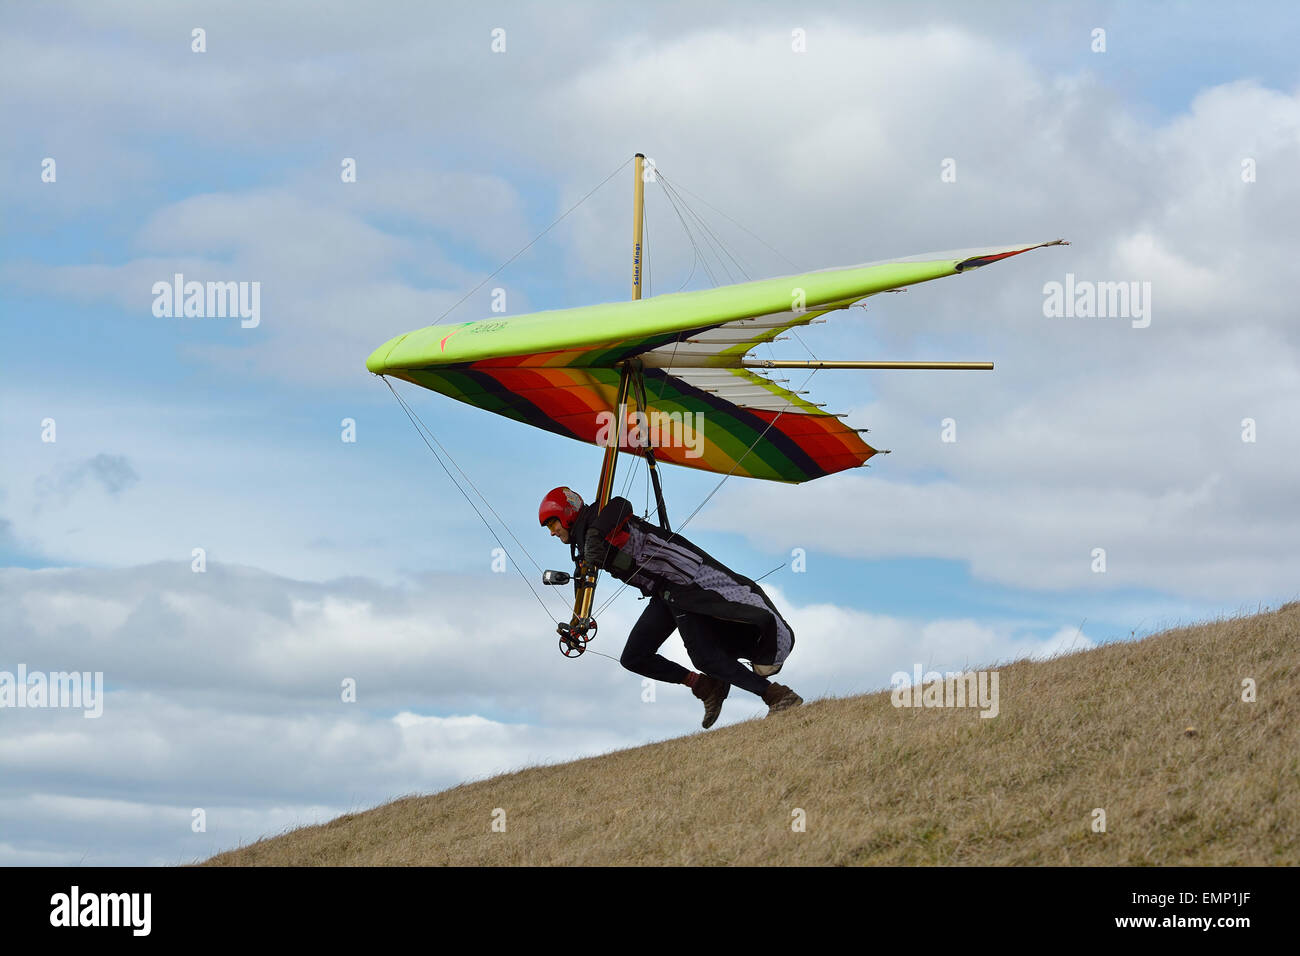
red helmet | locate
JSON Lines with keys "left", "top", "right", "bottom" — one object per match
{"left": 539, "top": 486, "right": 584, "bottom": 530}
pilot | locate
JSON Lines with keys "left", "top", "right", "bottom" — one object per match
{"left": 540, "top": 486, "right": 803, "bottom": 728}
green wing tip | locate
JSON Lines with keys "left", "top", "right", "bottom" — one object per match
{"left": 366, "top": 333, "right": 410, "bottom": 374}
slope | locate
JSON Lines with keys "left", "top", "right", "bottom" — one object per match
{"left": 202, "top": 602, "right": 1298, "bottom": 866}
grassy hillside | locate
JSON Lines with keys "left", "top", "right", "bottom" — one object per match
{"left": 203, "top": 603, "right": 1298, "bottom": 865}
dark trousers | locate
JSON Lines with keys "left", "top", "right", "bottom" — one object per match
{"left": 620, "top": 596, "right": 771, "bottom": 698}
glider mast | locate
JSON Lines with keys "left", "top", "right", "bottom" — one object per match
{"left": 568, "top": 154, "right": 651, "bottom": 638}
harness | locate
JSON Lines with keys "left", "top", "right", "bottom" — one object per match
{"left": 604, "top": 511, "right": 633, "bottom": 550}
{"left": 570, "top": 507, "right": 634, "bottom": 567}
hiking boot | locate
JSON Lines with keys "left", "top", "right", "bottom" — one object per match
{"left": 692, "top": 675, "right": 730, "bottom": 729}
{"left": 762, "top": 683, "right": 803, "bottom": 716}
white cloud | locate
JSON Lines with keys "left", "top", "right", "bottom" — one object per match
{"left": 1028, "top": 625, "right": 1096, "bottom": 660}
{"left": 1, "top": 0, "right": 1295, "bottom": 865}
{"left": 0, "top": 559, "right": 1087, "bottom": 863}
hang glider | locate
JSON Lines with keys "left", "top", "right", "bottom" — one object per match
{"left": 367, "top": 238, "right": 1064, "bottom": 484}
{"left": 368, "top": 154, "right": 1067, "bottom": 657}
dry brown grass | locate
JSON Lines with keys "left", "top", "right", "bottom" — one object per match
{"left": 202, "top": 603, "right": 1299, "bottom": 865}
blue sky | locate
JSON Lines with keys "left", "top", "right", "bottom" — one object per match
{"left": 2, "top": 0, "right": 1298, "bottom": 864}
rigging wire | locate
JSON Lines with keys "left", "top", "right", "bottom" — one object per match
{"left": 586, "top": 163, "right": 818, "bottom": 604}
{"left": 665, "top": 176, "right": 744, "bottom": 281}
{"left": 659, "top": 169, "right": 821, "bottom": 364}
{"left": 670, "top": 178, "right": 741, "bottom": 285}
{"left": 659, "top": 175, "right": 750, "bottom": 283}
{"left": 374, "top": 156, "right": 658, "bottom": 626}
{"left": 644, "top": 177, "right": 697, "bottom": 405}
{"left": 789, "top": 326, "right": 821, "bottom": 361}
{"left": 672, "top": 241, "right": 701, "bottom": 292}
{"left": 388, "top": 377, "right": 656, "bottom": 672}
{"left": 429, "top": 156, "right": 634, "bottom": 328}
{"left": 382, "top": 158, "right": 824, "bottom": 643}
{"left": 617, "top": 440, "right": 641, "bottom": 501}
{"left": 658, "top": 179, "right": 719, "bottom": 287}
{"left": 592, "top": 367, "right": 821, "bottom": 620}
{"left": 388, "top": 381, "right": 551, "bottom": 578}
{"left": 383, "top": 378, "right": 569, "bottom": 623}
{"left": 658, "top": 175, "right": 801, "bottom": 271}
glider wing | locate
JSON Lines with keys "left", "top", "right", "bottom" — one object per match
{"left": 366, "top": 241, "right": 1063, "bottom": 482}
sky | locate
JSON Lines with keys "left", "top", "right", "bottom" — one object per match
{"left": 2, "top": 0, "right": 1298, "bottom": 865}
